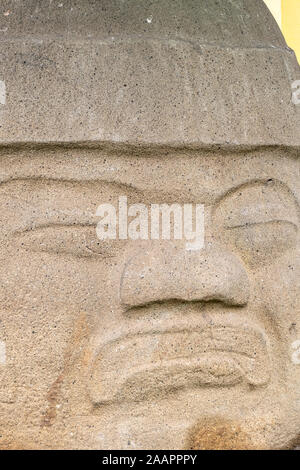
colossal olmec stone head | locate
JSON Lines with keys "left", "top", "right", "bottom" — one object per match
{"left": 0, "top": 0, "right": 299, "bottom": 450}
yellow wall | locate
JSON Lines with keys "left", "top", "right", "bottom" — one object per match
{"left": 264, "top": 0, "right": 282, "bottom": 27}
{"left": 282, "top": 0, "right": 300, "bottom": 63}
{"left": 264, "top": 0, "right": 300, "bottom": 63}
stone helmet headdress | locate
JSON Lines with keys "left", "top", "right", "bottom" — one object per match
{"left": 0, "top": 0, "right": 299, "bottom": 147}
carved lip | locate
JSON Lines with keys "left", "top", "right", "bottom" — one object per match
{"left": 88, "top": 320, "right": 271, "bottom": 404}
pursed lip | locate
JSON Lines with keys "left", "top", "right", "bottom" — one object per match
{"left": 88, "top": 315, "right": 271, "bottom": 405}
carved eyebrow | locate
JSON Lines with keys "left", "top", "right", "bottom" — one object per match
{"left": 0, "top": 176, "right": 143, "bottom": 195}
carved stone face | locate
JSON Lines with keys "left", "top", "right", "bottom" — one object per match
{"left": 1, "top": 147, "right": 299, "bottom": 449}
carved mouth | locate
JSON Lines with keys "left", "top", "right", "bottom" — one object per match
{"left": 88, "top": 322, "right": 271, "bottom": 404}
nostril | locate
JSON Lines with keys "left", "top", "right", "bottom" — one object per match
{"left": 120, "top": 246, "right": 250, "bottom": 309}
{"left": 123, "top": 299, "right": 245, "bottom": 320}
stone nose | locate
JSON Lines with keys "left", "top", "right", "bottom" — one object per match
{"left": 120, "top": 243, "right": 250, "bottom": 309}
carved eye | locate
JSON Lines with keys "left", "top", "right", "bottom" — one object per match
{"left": 225, "top": 220, "right": 297, "bottom": 262}
{"left": 14, "top": 225, "right": 125, "bottom": 259}
{"left": 213, "top": 182, "right": 299, "bottom": 266}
